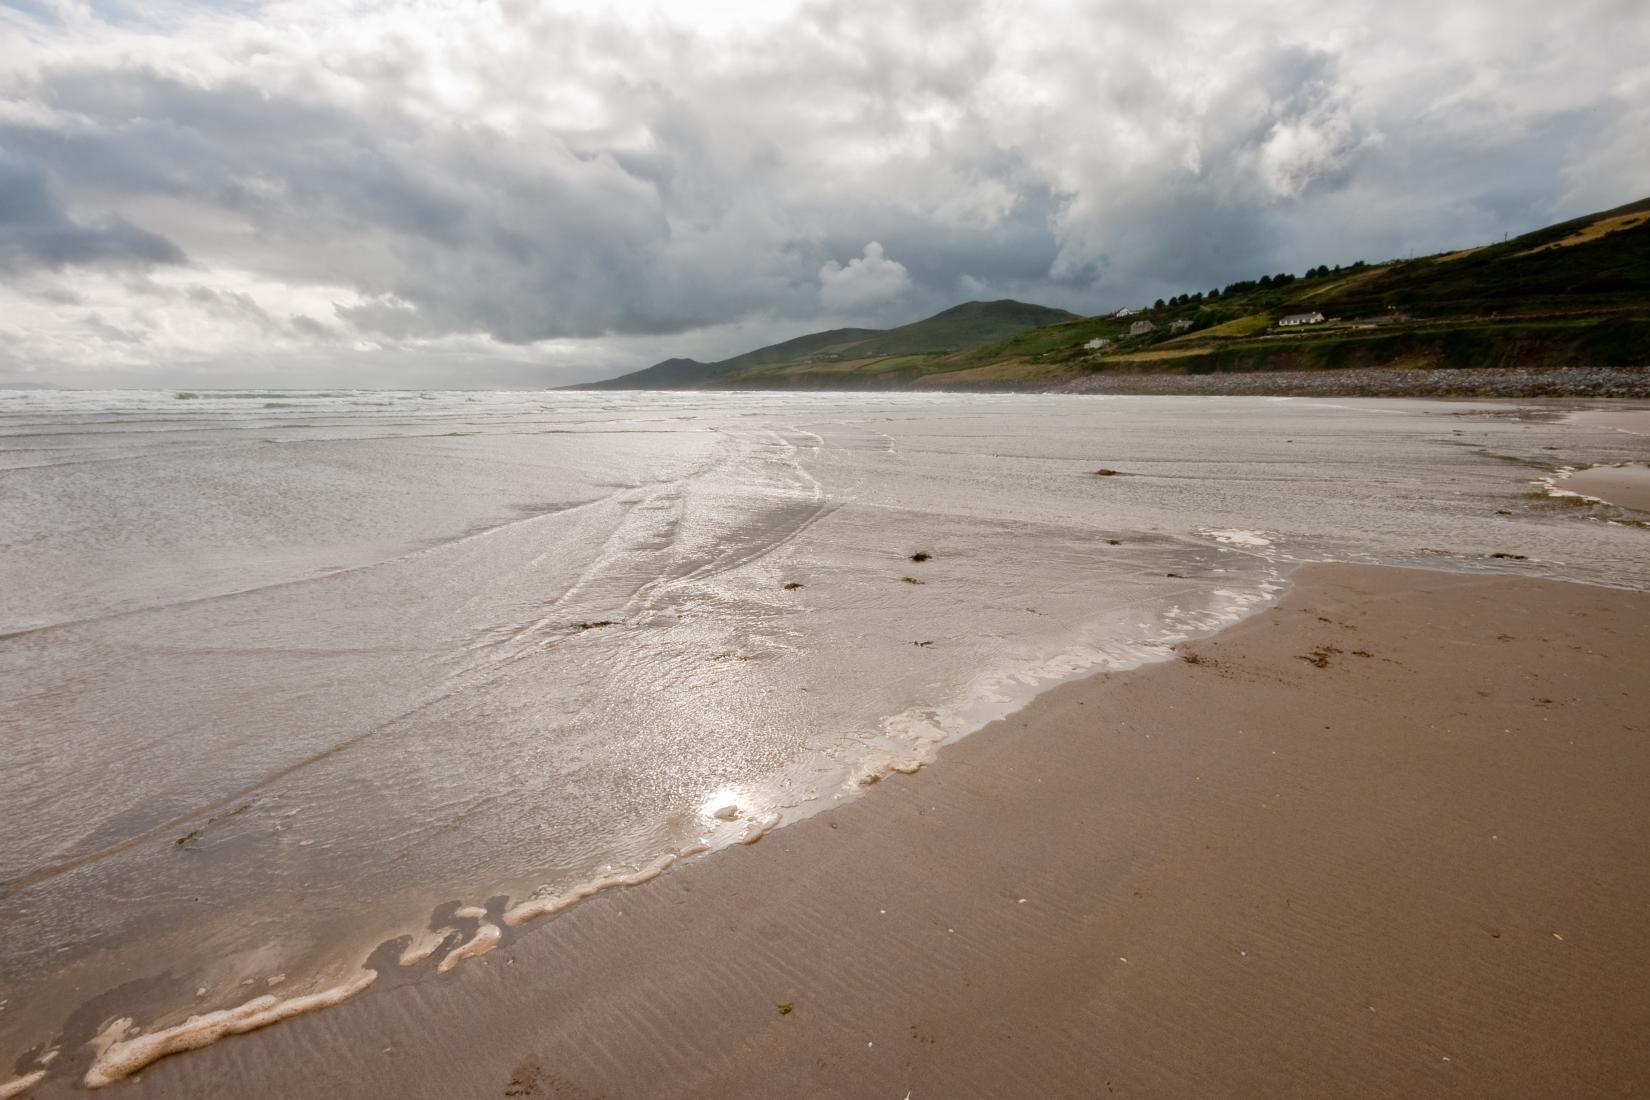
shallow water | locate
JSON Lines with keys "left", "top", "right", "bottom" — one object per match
{"left": 2, "top": 390, "right": 1647, "bottom": 1082}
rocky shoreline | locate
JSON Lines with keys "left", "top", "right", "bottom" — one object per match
{"left": 1046, "top": 365, "right": 1650, "bottom": 398}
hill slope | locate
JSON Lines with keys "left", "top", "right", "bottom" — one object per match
{"left": 575, "top": 300, "right": 1077, "bottom": 389}
{"left": 574, "top": 200, "right": 1649, "bottom": 392}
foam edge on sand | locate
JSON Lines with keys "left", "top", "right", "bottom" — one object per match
{"left": 83, "top": 969, "right": 378, "bottom": 1088}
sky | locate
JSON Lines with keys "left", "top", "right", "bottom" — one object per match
{"left": 0, "top": 0, "right": 1646, "bottom": 388}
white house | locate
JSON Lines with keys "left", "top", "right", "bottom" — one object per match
{"left": 1128, "top": 319, "right": 1156, "bottom": 336}
{"left": 1114, "top": 307, "right": 1139, "bottom": 318}
{"left": 1084, "top": 337, "right": 1111, "bottom": 350}
{"left": 1278, "top": 311, "right": 1326, "bottom": 327}
{"left": 1168, "top": 318, "right": 1193, "bottom": 333}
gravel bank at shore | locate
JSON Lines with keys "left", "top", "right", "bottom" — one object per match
{"left": 1049, "top": 365, "right": 1650, "bottom": 397}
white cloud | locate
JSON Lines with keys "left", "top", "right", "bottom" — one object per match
{"left": 0, "top": 0, "right": 1645, "bottom": 385}
{"left": 818, "top": 241, "right": 912, "bottom": 313}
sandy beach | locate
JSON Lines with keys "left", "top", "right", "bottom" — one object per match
{"left": 5, "top": 0, "right": 1649, "bottom": 1093}
{"left": 60, "top": 562, "right": 1647, "bottom": 1099}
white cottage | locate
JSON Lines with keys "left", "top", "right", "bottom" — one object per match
{"left": 1278, "top": 311, "right": 1326, "bottom": 327}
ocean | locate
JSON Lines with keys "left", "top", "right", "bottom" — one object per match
{"left": 2, "top": 389, "right": 1646, "bottom": 1079}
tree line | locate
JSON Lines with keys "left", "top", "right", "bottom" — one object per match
{"left": 1149, "top": 261, "right": 1369, "bottom": 310}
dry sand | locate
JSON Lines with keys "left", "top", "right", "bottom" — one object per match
{"left": 40, "top": 565, "right": 1650, "bottom": 1099}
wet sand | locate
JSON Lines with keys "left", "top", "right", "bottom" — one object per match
{"left": 1558, "top": 464, "right": 1650, "bottom": 513}
{"left": 37, "top": 564, "right": 1650, "bottom": 1099}
{"left": 1571, "top": 407, "right": 1650, "bottom": 436}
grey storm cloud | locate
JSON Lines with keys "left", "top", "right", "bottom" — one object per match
{"left": 0, "top": 152, "right": 185, "bottom": 271}
{"left": 0, "top": 0, "right": 1646, "bottom": 385}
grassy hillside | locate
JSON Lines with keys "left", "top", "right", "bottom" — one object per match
{"left": 576, "top": 300, "right": 1076, "bottom": 389}
{"left": 583, "top": 357, "right": 723, "bottom": 388}
{"left": 846, "top": 300, "right": 1077, "bottom": 357}
{"left": 713, "top": 327, "right": 883, "bottom": 371}
{"left": 576, "top": 198, "right": 1649, "bottom": 391}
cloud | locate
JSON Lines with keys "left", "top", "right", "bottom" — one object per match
{"left": 0, "top": 0, "right": 1645, "bottom": 385}
{"left": 0, "top": 152, "right": 185, "bottom": 272}
{"left": 819, "top": 241, "right": 912, "bottom": 312}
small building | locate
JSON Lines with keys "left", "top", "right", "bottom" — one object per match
{"left": 1128, "top": 319, "right": 1156, "bottom": 336}
{"left": 1278, "top": 311, "right": 1326, "bottom": 327}
{"left": 1114, "top": 307, "right": 1139, "bottom": 318}
{"left": 1084, "top": 337, "right": 1111, "bottom": 351}
{"left": 1168, "top": 318, "right": 1193, "bottom": 333}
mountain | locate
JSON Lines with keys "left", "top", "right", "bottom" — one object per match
{"left": 842, "top": 300, "right": 1081, "bottom": 358}
{"left": 574, "top": 200, "right": 1649, "bottom": 392}
{"left": 574, "top": 300, "right": 1078, "bottom": 389}
{"left": 582, "top": 357, "right": 722, "bottom": 389}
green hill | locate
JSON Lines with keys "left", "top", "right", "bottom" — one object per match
{"left": 575, "top": 300, "right": 1077, "bottom": 389}
{"left": 847, "top": 300, "right": 1082, "bottom": 357}
{"left": 574, "top": 199, "right": 1649, "bottom": 392}
{"left": 584, "top": 357, "right": 723, "bottom": 389}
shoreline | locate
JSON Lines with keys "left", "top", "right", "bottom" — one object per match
{"left": 12, "top": 554, "right": 1293, "bottom": 1096}
{"left": 42, "top": 562, "right": 1649, "bottom": 1099}
{"left": 1553, "top": 463, "right": 1650, "bottom": 513}
{"left": 1046, "top": 366, "right": 1650, "bottom": 398}
{"left": 578, "top": 367, "right": 1650, "bottom": 397}
{"left": 1569, "top": 407, "right": 1650, "bottom": 435}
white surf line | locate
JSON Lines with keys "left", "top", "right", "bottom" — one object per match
{"left": 51, "top": 537, "right": 1280, "bottom": 1094}
{"left": 502, "top": 850, "right": 696, "bottom": 928}
{"left": 82, "top": 969, "right": 378, "bottom": 1089}
{"left": 0, "top": 1070, "right": 46, "bottom": 1100}
{"left": 852, "top": 758, "right": 925, "bottom": 789}
{"left": 1535, "top": 465, "right": 1598, "bottom": 503}
{"left": 1199, "top": 528, "right": 1274, "bottom": 548}
{"left": 40, "top": 842, "right": 721, "bottom": 1093}
{"left": 863, "top": 563, "right": 1288, "bottom": 795}
{"left": 438, "top": 908, "right": 502, "bottom": 973}
{"left": 398, "top": 926, "right": 454, "bottom": 967}
{"left": 739, "top": 812, "right": 783, "bottom": 844}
